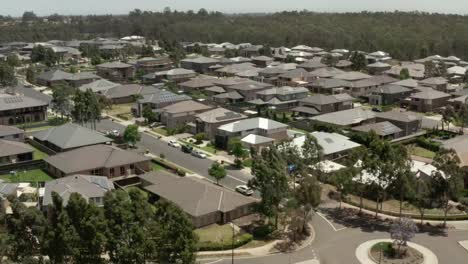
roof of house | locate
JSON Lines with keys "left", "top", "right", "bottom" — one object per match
{"left": 33, "top": 123, "right": 112, "bottom": 150}
{"left": 241, "top": 134, "right": 274, "bottom": 145}
{"left": 278, "top": 68, "right": 308, "bottom": 79}
{"left": 291, "top": 132, "right": 361, "bottom": 156}
{"left": 410, "top": 89, "right": 450, "bottom": 100}
{"left": 156, "top": 68, "right": 196, "bottom": 76}
{"left": 218, "top": 117, "right": 288, "bottom": 133}
{"left": 352, "top": 121, "right": 403, "bottom": 136}
{"left": 228, "top": 80, "right": 272, "bottom": 91}
{"left": 291, "top": 106, "right": 321, "bottom": 115}
{"left": 43, "top": 175, "right": 114, "bottom": 207}
{"left": 66, "top": 72, "right": 100, "bottom": 81}
{"left": 138, "top": 89, "right": 191, "bottom": 105}
{"left": 371, "top": 84, "right": 412, "bottom": 94}
{"left": 334, "top": 71, "right": 372, "bottom": 81}
{"left": 257, "top": 86, "right": 308, "bottom": 96}
{"left": 332, "top": 93, "right": 355, "bottom": 102}
{"left": 215, "top": 63, "right": 257, "bottom": 75}
{"left": 78, "top": 79, "right": 120, "bottom": 93}
{"left": 37, "top": 69, "right": 73, "bottom": 81}
{"left": 0, "top": 125, "right": 23, "bottom": 138}
{"left": 44, "top": 145, "right": 151, "bottom": 174}
{"left": 391, "top": 78, "right": 419, "bottom": 88}
{"left": 443, "top": 135, "right": 468, "bottom": 167}
{"left": 178, "top": 78, "right": 215, "bottom": 89}
{"left": 335, "top": 60, "right": 353, "bottom": 68}
{"left": 384, "top": 65, "right": 425, "bottom": 79}
{"left": 367, "top": 62, "right": 391, "bottom": 68}
{"left": 0, "top": 139, "right": 34, "bottom": 157}
{"left": 308, "top": 78, "right": 350, "bottom": 89}
{"left": 97, "top": 61, "right": 133, "bottom": 69}
{"left": 419, "top": 77, "right": 448, "bottom": 86}
{"left": 140, "top": 171, "right": 256, "bottom": 217}
{"left": 182, "top": 56, "right": 219, "bottom": 64}
{"left": 376, "top": 110, "right": 422, "bottom": 123}
{"left": 102, "top": 84, "right": 159, "bottom": 99}
{"left": 252, "top": 56, "right": 274, "bottom": 61}
{"left": 0, "top": 182, "right": 20, "bottom": 197}
{"left": 309, "top": 67, "right": 345, "bottom": 78}
{"left": 204, "top": 86, "right": 226, "bottom": 93}
{"left": 350, "top": 79, "right": 379, "bottom": 88}
{"left": 213, "top": 91, "right": 244, "bottom": 100}
{"left": 297, "top": 60, "right": 327, "bottom": 70}
{"left": 161, "top": 100, "right": 212, "bottom": 114}
{"left": 368, "top": 75, "right": 399, "bottom": 85}
{"left": 447, "top": 66, "right": 466, "bottom": 76}
{"left": 196, "top": 107, "right": 246, "bottom": 123}
{"left": 0, "top": 93, "right": 49, "bottom": 111}
{"left": 311, "top": 108, "right": 376, "bottom": 126}
{"left": 300, "top": 94, "right": 339, "bottom": 105}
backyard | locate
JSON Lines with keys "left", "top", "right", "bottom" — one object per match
{"left": 32, "top": 146, "right": 49, "bottom": 160}
{"left": 0, "top": 169, "right": 53, "bottom": 184}
{"left": 407, "top": 144, "right": 436, "bottom": 159}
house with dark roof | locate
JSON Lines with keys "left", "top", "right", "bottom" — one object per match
{"left": 297, "top": 59, "right": 327, "bottom": 71}
{"left": 292, "top": 94, "right": 354, "bottom": 117}
{"left": 253, "top": 86, "right": 309, "bottom": 110}
{"left": 391, "top": 79, "right": 419, "bottom": 89}
{"left": 368, "top": 84, "right": 412, "bottom": 105}
{"left": 310, "top": 108, "right": 376, "bottom": 127}
{"left": 135, "top": 56, "right": 173, "bottom": 74}
{"left": 240, "top": 45, "right": 262, "bottom": 57}
{"left": 36, "top": 69, "right": 73, "bottom": 87}
{"left": 78, "top": 79, "right": 120, "bottom": 93}
{"left": 418, "top": 77, "right": 449, "bottom": 92}
{"left": 42, "top": 175, "right": 114, "bottom": 209}
{"left": 0, "top": 92, "right": 49, "bottom": 125}
{"left": 307, "top": 78, "right": 350, "bottom": 95}
{"left": 308, "top": 67, "right": 345, "bottom": 79}
{"left": 96, "top": 62, "right": 135, "bottom": 82}
{"left": 140, "top": 171, "right": 257, "bottom": 227}
{"left": 215, "top": 63, "right": 258, "bottom": 77}
{"left": 44, "top": 144, "right": 151, "bottom": 179}
{"left": 384, "top": 64, "right": 425, "bottom": 80}
{"left": 32, "top": 123, "right": 112, "bottom": 152}
{"left": 0, "top": 125, "right": 25, "bottom": 142}
{"left": 66, "top": 72, "right": 101, "bottom": 88}
{"left": 195, "top": 108, "right": 248, "bottom": 140}
{"left": 0, "top": 139, "right": 34, "bottom": 165}
{"left": 376, "top": 111, "right": 422, "bottom": 136}
{"left": 225, "top": 80, "right": 273, "bottom": 101}
{"left": 135, "top": 88, "right": 191, "bottom": 116}
{"left": 160, "top": 100, "right": 214, "bottom": 129}
{"left": 251, "top": 56, "right": 274, "bottom": 67}
{"left": 276, "top": 68, "right": 311, "bottom": 87}
{"left": 352, "top": 121, "right": 403, "bottom": 139}
{"left": 408, "top": 89, "right": 450, "bottom": 112}
{"left": 442, "top": 135, "right": 468, "bottom": 187}
{"left": 99, "top": 84, "right": 159, "bottom": 104}
{"left": 180, "top": 56, "right": 220, "bottom": 73}
{"left": 366, "top": 62, "right": 391, "bottom": 75}
{"left": 146, "top": 68, "right": 197, "bottom": 83}
{"left": 178, "top": 77, "right": 216, "bottom": 92}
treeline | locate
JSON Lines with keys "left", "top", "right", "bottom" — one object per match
{"left": 2, "top": 10, "right": 468, "bottom": 60}
{"left": 0, "top": 189, "right": 198, "bottom": 263}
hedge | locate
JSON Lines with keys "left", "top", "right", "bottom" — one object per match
{"left": 116, "top": 113, "right": 130, "bottom": 121}
{"left": 414, "top": 137, "right": 441, "bottom": 152}
{"left": 197, "top": 233, "right": 253, "bottom": 251}
{"left": 152, "top": 158, "right": 186, "bottom": 176}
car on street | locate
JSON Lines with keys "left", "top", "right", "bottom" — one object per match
{"left": 148, "top": 122, "right": 160, "bottom": 128}
{"left": 235, "top": 185, "right": 254, "bottom": 196}
{"left": 191, "top": 150, "right": 207, "bottom": 159}
{"left": 106, "top": 129, "right": 120, "bottom": 137}
{"left": 181, "top": 144, "right": 193, "bottom": 153}
{"left": 168, "top": 140, "right": 181, "bottom": 148}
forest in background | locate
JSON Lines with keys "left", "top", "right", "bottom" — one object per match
{"left": 1, "top": 10, "right": 468, "bottom": 60}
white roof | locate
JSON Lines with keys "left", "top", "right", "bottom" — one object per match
{"left": 411, "top": 160, "right": 444, "bottom": 179}
{"left": 291, "top": 132, "right": 361, "bottom": 156}
{"left": 241, "top": 134, "right": 274, "bottom": 145}
{"left": 448, "top": 66, "right": 466, "bottom": 76}
{"left": 218, "top": 117, "right": 288, "bottom": 133}
{"left": 312, "top": 160, "right": 346, "bottom": 173}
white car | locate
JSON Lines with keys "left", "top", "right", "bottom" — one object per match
{"left": 191, "top": 150, "right": 207, "bottom": 159}
{"left": 106, "top": 129, "right": 120, "bottom": 137}
{"left": 168, "top": 140, "right": 181, "bottom": 148}
{"left": 235, "top": 185, "right": 254, "bottom": 196}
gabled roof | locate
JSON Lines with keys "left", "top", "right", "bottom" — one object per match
{"left": 368, "top": 75, "right": 399, "bottom": 85}
{"left": 157, "top": 68, "right": 196, "bottom": 76}
{"left": 443, "top": 135, "right": 468, "bottom": 167}
{"left": 257, "top": 86, "right": 308, "bottom": 96}
{"left": 300, "top": 94, "right": 339, "bottom": 105}
{"left": 79, "top": 79, "right": 119, "bottom": 92}
{"left": 309, "top": 67, "right": 345, "bottom": 78}
{"left": 291, "top": 132, "right": 361, "bottom": 156}
{"left": 311, "top": 108, "right": 376, "bottom": 126}
{"left": 161, "top": 100, "right": 212, "bottom": 114}
{"left": 178, "top": 78, "right": 215, "bottom": 88}
{"left": 204, "top": 86, "right": 226, "bottom": 93}
{"left": 391, "top": 78, "right": 419, "bottom": 88}
{"left": 97, "top": 61, "right": 133, "bottom": 69}
{"left": 308, "top": 78, "right": 350, "bottom": 89}
{"left": 297, "top": 60, "right": 327, "bottom": 70}
{"left": 371, "top": 84, "right": 412, "bottom": 94}
{"left": 278, "top": 68, "right": 308, "bottom": 79}
{"left": 376, "top": 111, "right": 422, "bottom": 123}
{"left": 140, "top": 171, "right": 256, "bottom": 217}
{"left": 37, "top": 69, "right": 73, "bottom": 81}
{"left": 228, "top": 80, "right": 272, "bottom": 91}
{"left": 213, "top": 91, "right": 244, "bottom": 100}
{"left": 447, "top": 66, "right": 466, "bottom": 76}
{"left": 332, "top": 93, "right": 355, "bottom": 102}
{"left": 0, "top": 139, "right": 33, "bottom": 157}
{"left": 218, "top": 117, "right": 288, "bottom": 133}
{"left": 334, "top": 71, "right": 372, "bottom": 81}
{"left": 410, "top": 89, "right": 450, "bottom": 100}
{"left": 138, "top": 89, "right": 191, "bottom": 105}
{"left": 43, "top": 175, "right": 114, "bottom": 207}
{"left": 45, "top": 145, "right": 151, "bottom": 174}
{"left": 419, "top": 77, "right": 448, "bottom": 86}
{"left": 0, "top": 125, "right": 23, "bottom": 138}
{"left": 0, "top": 94, "right": 49, "bottom": 111}
{"left": 33, "top": 123, "right": 112, "bottom": 150}
{"left": 102, "top": 84, "right": 159, "bottom": 99}
{"left": 241, "top": 134, "right": 274, "bottom": 145}
{"left": 352, "top": 121, "right": 403, "bottom": 136}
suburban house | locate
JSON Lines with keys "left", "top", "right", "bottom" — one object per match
{"left": 0, "top": 125, "right": 25, "bottom": 142}
{"left": 96, "top": 62, "right": 135, "bottom": 82}
{"left": 178, "top": 77, "right": 216, "bottom": 92}
{"left": 292, "top": 94, "right": 354, "bottom": 117}
{"left": 215, "top": 63, "right": 258, "bottom": 77}
{"left": 160, "top": 100, "right": 214, "bottom": 130}
{"left": 212, "top": 91, "right": 244, "bottom": 104}
{"left": 0, "top": 91, "right": 49, "bottom": 125}
{"left": 78, "top": 79, "right": 120, "bottom": 93}
{"left": 368, "top": 84, "right": 412, "bottom": 105}
{"left": 297, "top": 60, "right": 327, "bottom": 71}
{"left": 181, "top": 56, "right": 220, "bottom": 73}
{"left": 99, "top": 84, "right": 160, "bottom": 104}
{"left": 251, "top": 56, "right": 274, "bottom": 67}
{"left": 135, "top": 89, "right": 191, "bottom": 116}
{"left": 308, "top": 67, "right": 345, "bottom": 79}
{"left": 66, "top": 72, "right": 101, "bottom": 88}
{"left": 310, "top": 107, "right": 376, "bottom": 127}
{"left": 135, "top": 56, "right": 173, "bottom": 74}
{"left": 253, "top": 86, "right": 309, "bottom": 110}
{"left": 376, "top": 111, "right": 422, "bottom": 136}
{"left": 240, "top": 45, "right": 262, "bottom": 57}
{"left": 352, "top": 121, "right": 404, "bottom": 139}
{"left": 32, "top": 123, "right": 113, "bottom": 152}
{"left": 146, "top": 68, "right": 197, "bottom": 83}
{"left": 384, "top": 64, "right": 425, "bottom": 80}
{"left": 37, "top": 69, "right": 100, "bottom": 88}
{"left": 366, "top": 62, "right": 392, "bottom": 75}
{"left": 333, "top": 71, "right": 378, "bottom": 97}
{"left": 418, "top": 77, "right": 449, "bottom": 92}
{"left": 407, "top": 89, "right": 451, "bottom": 112}
{"left": 42, "top": 175, "right": 114, "bottom": 209}
{"left": 391, "top": 79, "right": 419, "bottom": 89}
{"left": 291, "top": 131, "right": 361, "bottom": 160}
{"left": 204, "top": 86, "right": 227, "bottom": 97}
{"left": 276, "top": 68, "right": 311, "bottom": 87}
{"left": 307, "top": 78, "right": 350, "bottom": 95}
{"left": 44, "top": 144, "right": 151, "bottom": 179}
{"left": 442, "top": 135, "right": 468, "bottom": 187}
{"left": 195, "top": 107, "right": 248, "bottom": 140}
{"left": 215, "top": 117, "right": 288, "bottom": 149}
{"left": 335, "top": 60, "right": 353, "bottom": 70}
{"left": 0, "top": 139, "right": 34, "bottom": 165}
{"left": 140, "top": 171, "right": 257, "bottom": 228}
{"left": 225, "top": 80, "right": 274, "bottom": 101}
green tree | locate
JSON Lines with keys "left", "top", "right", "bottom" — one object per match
{"left": 350, "top": 51, "right": 367, "bottom": 71}
{"left": 6, "top": 53, "right": 21, "bottom": 67}
{"left": 441, "top": 105, "right": 455, "bottom": 131}
{"left": 123, "top": 124, "right": 141, "bottom": 147}
{"left": 208, "top": 161, "right": 227, "bottom": 185}
{"left": 51, "top": 84, "right": 72, "bottom": 120}
{"left": 229, "top": 138, "right": 247, "bottom": 168}
{"left": 84, "top": 89, "right": 102, "bottom": 129}
{"left": 91, "top": 56, "right": 102, "bottom": 66}
{"left": 0, "top": 63, "right": 17, "bottom": 87}
{"left": 26, "top": 65, "right": 36, "bottom": 84}
{"left": 424, "top": 60, "right": 436, "bottom": 78}
{"left": 193, "top": 132, "right": 206, "bottom": 145}
{"left": 333, "top": 167, "right": 355, "bottom": 209}
{"left": 71, "top": 90, "right": 87, "bottom": 125}
{"left": 142, "top": 104, "right": 156, "bottom": 123}
{"left": 412, "top": 180, "right": 432, "bottom": 224}
{"left": 399, "top": 68, "right": 410, "bottom": 80}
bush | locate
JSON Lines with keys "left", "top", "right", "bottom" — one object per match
{"left": 252, "top": 224, "right": 274, "bottom": 239}
{"left": 415, "top": 137, "right": 440, "bottom": 152}
{"left": 117, "top": 113, "right": 130, "bottom": 121}
{"left": 197, "top": 233, "right": 253, "bottom": 251}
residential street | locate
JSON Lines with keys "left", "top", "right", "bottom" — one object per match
{"left": 94, "top": 119, "right": 254, "bottom": 192}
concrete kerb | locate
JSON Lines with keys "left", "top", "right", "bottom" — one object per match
{"left": 355, "top": 238, "right": 438, "bottom": 264}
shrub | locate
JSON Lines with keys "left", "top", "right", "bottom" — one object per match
{"left": 415, "top": 137, "right": 440, "bottom": 152}
{"left": 252, "top": 224, "right": 274, "bottom": 239}
{"left": 197, "top": 233, "right": 253, "bottom": 251}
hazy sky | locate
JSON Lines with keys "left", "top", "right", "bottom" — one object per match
{"left": 3, "top": 0, "right": 468, "bottom": 16}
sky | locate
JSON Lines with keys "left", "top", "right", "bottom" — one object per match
{"left": 2, "top": 0, "right": 468, "bottom": 16}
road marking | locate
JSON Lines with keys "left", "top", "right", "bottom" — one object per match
{"left": 227, "top": 174, "right": 248, "bottom": 184}
{"left": 204, "top": 259, "right": 223, "bottom": 264}
{"left": 316, "top": 212, "right": 347, "bottom": 232}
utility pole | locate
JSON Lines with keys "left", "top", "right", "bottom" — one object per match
{"left": 231, "top": 222, "right": 234, "bottom": 264}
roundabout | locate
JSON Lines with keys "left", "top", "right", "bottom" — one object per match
{"left": 355, "top": 239, "right": 438, "bottom": 264}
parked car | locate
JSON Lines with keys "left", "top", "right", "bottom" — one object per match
{"left": 148, "top": 122, "right": 160, "bottom": 128}
{"left": 235, "top": 185, "right": 254, "bottom": 196}
{"left": 106, "top": 129, "right": 120, "bottom": 137}
{"left": 181, "top": 144, "right": 193, "bottom": 153}
{"left": 191, "top": 150, "right": 207, "bottom": 159}
{"left": 168, "top": 140, "right": 181, "bottom": 148}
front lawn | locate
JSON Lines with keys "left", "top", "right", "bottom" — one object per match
{"left": 151, "top": 161, "right": 166, "bottom": 171}
{"left": 407, "top": 144, "right": 436, "bottom": 159}
{"left": 195, "top": 224, "right": 236, "bottom": 244}
{"left": 152, "top": 127, "right": 168, "bottom": 136}
{"left": 0, "top": 169, "right": 53, "bottom": 184}
{"left": 106, "top": 103, "right": 134, "bottom": 116}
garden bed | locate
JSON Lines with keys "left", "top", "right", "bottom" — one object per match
{"left": 370, "top": 242, "right": 423, "bottom": 264}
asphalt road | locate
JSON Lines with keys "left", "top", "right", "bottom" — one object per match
{"left": 94, "top": 119, "right": 254, "bottom": 192}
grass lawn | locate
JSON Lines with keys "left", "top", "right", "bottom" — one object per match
{"left": 0, "top": 169, "right": 53, "bottom": 184}
{"left": 242, "top": 159, "right": 253, "bottom": 168}
{"left": 195, "top": 224, "right": 236, "bottom": 244}
{"left": 153, "top": 127, "right": 168, "bottom": 136}
{"left": 151, "top": 161, "right": 166, "bottom": 171}
{"left": 407, "top": 144, "right": 436, "bottom": 159}
{"left": 25, "top": 125, "right": 54, "bottom": 132}
{"left": 106, "top": 103, "right": 134, "bottom": 116}
{"left": 32, "top": 146, "right": 49, "bottom": 160}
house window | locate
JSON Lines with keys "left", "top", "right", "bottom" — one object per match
{"left": 120, "top": 166, "right": 126, "bottom": 175}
